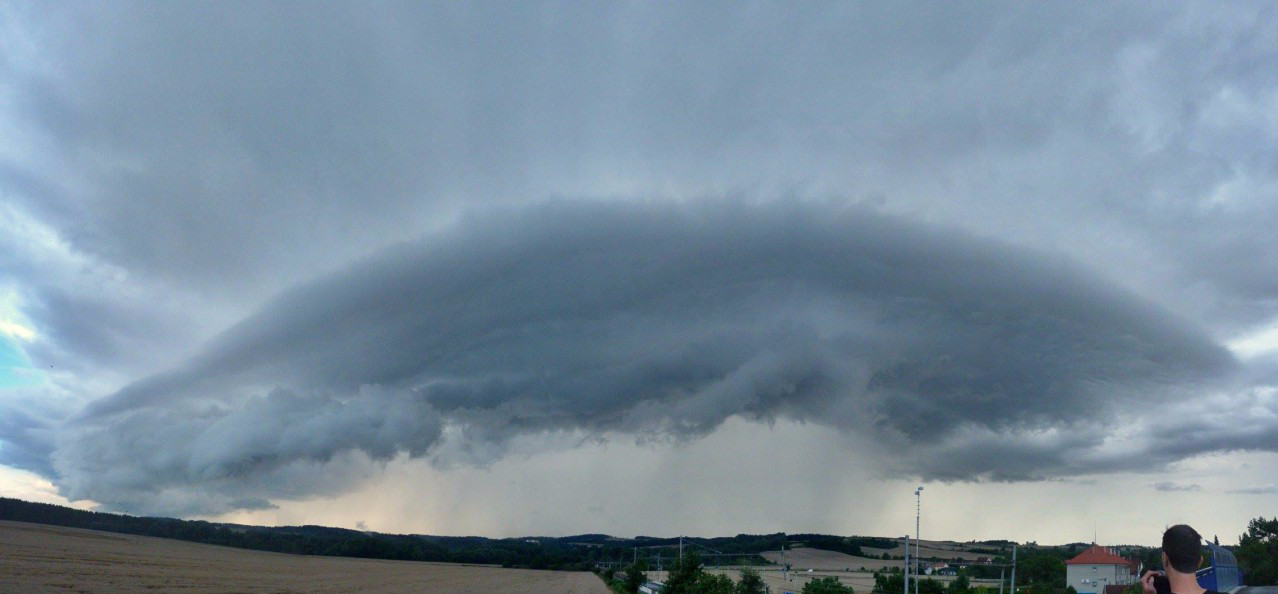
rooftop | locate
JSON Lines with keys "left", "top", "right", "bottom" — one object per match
{"left": 1065, "top": 545, "right": 1135, "bottom": 568}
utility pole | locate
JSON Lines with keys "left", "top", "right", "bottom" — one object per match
{"left": 999, "top": 568, "right": 1005, "bottom": 594}
{"left": 1010, "top": 545, "right": 1017, "bottom": 594}
{"left": 680, "top": 536, "right": 684, "bottom": 562}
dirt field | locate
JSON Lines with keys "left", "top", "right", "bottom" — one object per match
{"left": 0, "top": 520, "right": 611, "bottom": 594}
{"left": 762, "top": 546, "right": 901, "bottom": 571}
{"left": 862, "top": 539, "right": 1000, "bottom": 562}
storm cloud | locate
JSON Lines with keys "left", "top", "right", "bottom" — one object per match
{"left": 2, "top": 2, "right": 1277, "bottom": 527}
{"left": 56, "top": 201, "right": 1241, "bottom": 513}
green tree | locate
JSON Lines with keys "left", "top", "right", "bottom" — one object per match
{"left": 1025, "top": 582, "right": 1054, "bottom": 594}
{"left": 874, "top": 571, "right": 905, "bottom": 594}
{"left": 623, "top": 562, "right": 648, "bottom": 593}
{"left": 664, "top": 552, "right": 706, "bottom": 594}
{"left": 694, "top": 573, "right": 735, "bottom": 594}
{"left": 1019, "top": 554, "right": 1065, "bottom": 589}
{"left": 803, "top": 576, "right": 855, "bottom": 594}
{"left": 918, "top": 578, "right": 945, "bottom": 594}
{"left": 948, "top": 573, "right": 971, "bottom": 594}
{"left": 1237, "top": 516, "right": 1278, "bottom": 586}
{"left": 737, "top": 568, "right": 767, "bottom": 594}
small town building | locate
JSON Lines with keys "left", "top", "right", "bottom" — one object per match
{"left": 1065, "top": 545, "right": 1137, "bottom": 594}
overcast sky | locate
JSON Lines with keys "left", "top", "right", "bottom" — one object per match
{"left": 2, "top": 2, "right": 1277, "bottom": 546}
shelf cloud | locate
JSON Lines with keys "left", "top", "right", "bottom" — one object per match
{"left": 52, "top": 201, "right": 1243, "bottom": 514}
{"left": 1, "top": 2, "right": 1277, "bottom": 530}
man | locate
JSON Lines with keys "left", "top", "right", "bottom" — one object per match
{"left": 1140, "top": 525, "right": 1220, "bottom": 594}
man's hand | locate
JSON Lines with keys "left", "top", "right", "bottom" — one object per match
{"left": 1140, "top": 570, "right": 1163, "bottom": 594}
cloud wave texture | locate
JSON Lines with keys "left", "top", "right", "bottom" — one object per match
{"left": 56, "top": 201, "right": 1242, "bottom": 514}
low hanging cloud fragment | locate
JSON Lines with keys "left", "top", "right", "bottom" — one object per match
{"left": 58, "top": 385, "right": 440, "bottom": 515}
{"left": 1227, "top": 485, "right": 1278, "bottom": 495}
{"left": 56, "top": 200, "right": 1242, "bottom": 514}
{"left": 1151, "top": 482, "right": 1202, "bottom": 492}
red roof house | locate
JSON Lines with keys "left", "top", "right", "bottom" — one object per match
{"left": 1065, "top": 545, "right": 1138, "bottom": 594}
{"left": 1065, "top": 545, "right": 1132, "bottom": 567}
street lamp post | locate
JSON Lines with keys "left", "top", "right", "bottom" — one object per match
{"left": 915, "top": 486, "right": 923, "bottom": 594}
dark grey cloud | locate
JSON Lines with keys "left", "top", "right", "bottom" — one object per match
{"left": 0, "top": 1, "right": 1276, "bottom": 520}
{"left": 0, "top": 1, "right": 1274, "bottom": 402}
{"left": 4, "top": 1, "right": 1275, "bottom": 330}
{"left": 1133, "top": 384, "right": 1278, "bottom": 468}
{"left": 0, "top": 388, "right": 69, "bottom": 476}
{"left": 54, "top": 200, "right": 1241, "bottom": 513}
{"left": 57, "top": 385, "right": 439, "bottom": 515}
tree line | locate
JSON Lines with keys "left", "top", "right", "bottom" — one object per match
{"left": 0, "top": 497, "right": 775, "bottom": 569}
{"left": 602, "top": 551, "right": 854, "bottom": 594}
{"left": 6, "top": 497, "right": 1272, "bottom": 585}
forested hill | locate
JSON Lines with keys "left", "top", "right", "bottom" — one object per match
{"left": 1, "top": 497, "right": 900, "bottom": 569}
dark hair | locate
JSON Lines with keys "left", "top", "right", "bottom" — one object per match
{"left": 1162, "top": 524, "right": 1202, "bottom": 573}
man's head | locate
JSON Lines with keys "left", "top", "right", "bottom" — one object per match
{"left": 1162, "top": 524, "right": 1202, "bottom": 574}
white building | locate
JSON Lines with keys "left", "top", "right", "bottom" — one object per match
{"left": 1065, "top": 545, "right": 1137, "bottom": 594}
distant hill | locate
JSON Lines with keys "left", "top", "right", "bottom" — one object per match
{"left": 0, "top": 520, "right": 613, "bottom": 593}
{"left": 2, "top": 497, "right": 1112, "bottom": 575}
{"left": 0, "top": 497, "right": 780, "bottom": 569}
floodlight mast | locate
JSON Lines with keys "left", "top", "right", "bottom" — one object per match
{"left": 915, "top": 486, "right": 923, "bottom": 594}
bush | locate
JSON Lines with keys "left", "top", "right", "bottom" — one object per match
{"left": 623, "top": 562, "right": 647, "bottom": 593}
{"left": 874, "top": 570, "right": 905, "bottom": 594}
{"left": 695, "top": 573, "right": 735, "bottom": 594}
{"left": 947, "top": 574, "right": 971, "bottom": 594}
{"left": 737, "top": 568, "right": 767, "bottom": 594}
{"left": 803, "top": 576, "right": 854, "bottom": 594}
{"left": 918, "top": 578, "right": 945, "bottom": 594}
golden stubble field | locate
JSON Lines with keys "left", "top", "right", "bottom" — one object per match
{"left": 863, "top": 541, "right": 997, "bottom": 562}
{"left": 0, "top": 520, "right": 611, "bottom": 594}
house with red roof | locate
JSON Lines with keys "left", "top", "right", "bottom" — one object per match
{"left": 1065, "top": 545, "right": 1138, "bottom": 594}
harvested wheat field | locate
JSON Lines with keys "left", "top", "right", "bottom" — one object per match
{"left": 0, "top": 520, "right": 610, "bottom": 594}
{"left": 862, "top": 540, "right": 993, "bottom": 561}
{"left": 761, "top": 547, "right": 899, "bottom": 571}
